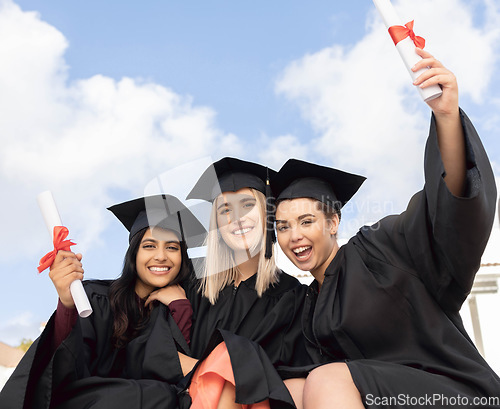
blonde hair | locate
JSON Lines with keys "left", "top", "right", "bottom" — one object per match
{"left": 200, "top": 189, "right": 278, "bottom": 304}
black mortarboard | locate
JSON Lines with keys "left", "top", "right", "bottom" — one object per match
{"left": 186, "top": 157, "right": 277, "bottom": 258}
{"left": 186, "top": 157, "right": 276, "bottom": 202}
{"left": 108, "top": 194, "right": 206, "bottom": 247}
{"left": 272, "top": 159, "right": 366, "bottom": 209}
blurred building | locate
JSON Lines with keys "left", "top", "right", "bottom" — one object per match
{"left": 0, "top": 341, "right": 25, "bottom": 391}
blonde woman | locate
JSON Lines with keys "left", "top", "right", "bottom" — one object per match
{"left": 182, "top": 157, "right": 311, "bottom": 409}
{"left": 200, "top": 183, "right": 277, "bottom": 304}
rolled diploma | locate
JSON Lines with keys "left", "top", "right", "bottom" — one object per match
{"left": 37, "top": 191, "right": 92, "bottom": 318}
{"left": 373, "top": 0, "right": 442, "bottom": 102}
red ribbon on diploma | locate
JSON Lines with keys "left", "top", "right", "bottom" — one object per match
{"left": 388, "top": 20, "right": 425, "bottom": 49}
{"left": 38, "top": 226, "right": 76, "bottom": 273}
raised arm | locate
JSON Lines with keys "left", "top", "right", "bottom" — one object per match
{"left": 356, "top": 50, "right": 496, "bottom": 312}
{"left": 412, "top": 48, "right": 466, "bottom": 196}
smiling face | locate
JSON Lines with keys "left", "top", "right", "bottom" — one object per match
{"left": 134, "top": 227, "right": 183, "bottom": 298}
{"left": 276, "top": 198, "right": 339, "bottom": 280}
{"left": 215, "top": 187, "right": 263, "bottom": 257}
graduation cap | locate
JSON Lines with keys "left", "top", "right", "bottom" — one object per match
{"left": 108, "top": 194, "right": 206, "bottom": 248}
{"left": 186, "top": 157, "right": 277, "bottom": 259}
{"left": 186, "top": 157, "right": 277, "bottom": 202}
{"left": 272, "top": 159, "right": 366, "bottom": 209}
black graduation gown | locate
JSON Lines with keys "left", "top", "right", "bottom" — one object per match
{"left": 188, "top": 270, "right": 311, "bottom": 369}
{"left": 303, "top": 110, "right": 500, "bottom": 407}
{"left": 169, "top": 271, "right": 309, "bottom": 409}
{"left": 0, "top": 280, "right": 190, "bottom": 409}
{"left": 189, "top": 329, "right": 298, "bottom": 409}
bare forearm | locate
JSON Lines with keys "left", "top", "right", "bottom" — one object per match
{"left": 435, "top": 109, "right": 466, "bottom": 196}
{"left": 412, "top": 48, "right": 465, "bottom": 196}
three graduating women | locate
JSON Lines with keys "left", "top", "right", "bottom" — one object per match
{"left": 3, "top": 46, "right": 500, "bottom": 409}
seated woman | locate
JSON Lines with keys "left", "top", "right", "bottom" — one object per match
{"left": 183, "top": 158, "right": 311, "bottom": 409}
{"left": 0, "top": 194, "right": 206, "bottom": 409}
{"left": 272, "top": 49, "right": 500, "bottom": 408}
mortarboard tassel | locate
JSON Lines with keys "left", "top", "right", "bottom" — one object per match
{"left": 264, "top": 168, "right": 276, "bottom": 259}
{"left": 176, "top": 210, "right": 186, "bottom": 244}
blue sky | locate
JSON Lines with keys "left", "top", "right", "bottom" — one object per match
{"left": 1, "top": 0, "right": 500, "bottom": 370}
{"left": 11, "top": 0, "right": 371, "bottom": 141}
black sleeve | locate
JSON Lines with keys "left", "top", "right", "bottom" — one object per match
{"left": 182, "top": 271, "right": 202, "bottom": 319}
{"left": 355, "top": 109, "right": 497, "bottom": 312}
{"left": 278, "top": 284, "right": 312, "bottom": 368}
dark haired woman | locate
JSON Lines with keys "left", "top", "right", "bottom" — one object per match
{"left": 272, "top": 49, "right": 500, "bottom": 408}
{"left": 0, "top": 194, "right": 206, "bottom": 409}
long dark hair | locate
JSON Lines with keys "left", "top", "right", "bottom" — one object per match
{"left": 109, "top": 226, "right": 191, "bottom": 349}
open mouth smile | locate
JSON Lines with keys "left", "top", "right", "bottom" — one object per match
{"left": 292, "top": 246, "right": 312, "bottom": 261}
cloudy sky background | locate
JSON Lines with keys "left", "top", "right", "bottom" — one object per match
{"left": 1, "top": 0, "right": 500, "bottom": 372}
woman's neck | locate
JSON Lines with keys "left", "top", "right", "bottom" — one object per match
{"left": 233, "top": 251, "right": 260, "bottom": 286}
{"left": 134, "top": 281, "right": 152, "bottom": 300}
{"left": 311, "top": 241, "right": 339, "bottom": 290}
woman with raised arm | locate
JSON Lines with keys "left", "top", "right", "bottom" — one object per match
{"left": 272, "top": 49, "right": 500, "bottom": 408}
{"left": 0, "top": 194, "right": 206, "bottom": 409}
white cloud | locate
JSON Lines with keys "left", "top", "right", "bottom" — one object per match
{"left": 276, "top": 0, "right": 500, "bottom": 235}
{"left": 0, "top": 311, "right": 41, "bottom": 346}
{"left": 257, "top": 134, "right": 311, "bottom": 170}
{"left": 0, "top": 0, "right": 243, "bottom": 260}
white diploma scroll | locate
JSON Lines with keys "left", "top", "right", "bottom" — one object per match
{"left": 373, "top": 0, "right": 442, "bottom": 102}
{"left": 37, "top": 191, "right": 92, "bottom": 318}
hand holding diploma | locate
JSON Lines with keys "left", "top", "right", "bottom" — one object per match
{"left": 411, "top": 48, "right": 459, "bottom": 117}
{"left": 37, "top": 191, "right": 93, "bottom": 317}
{"left": 373, "top": 0, "right": 443, "bottom": 101}
{"left": 49, "top": 251, "right": 85, "bottom": 309}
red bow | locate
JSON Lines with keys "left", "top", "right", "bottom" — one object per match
{"left": 388, "top": 20, "right": 425, "bottom": 49}
{"left": 38, "top": 226, "right": 76, "bottom": 273}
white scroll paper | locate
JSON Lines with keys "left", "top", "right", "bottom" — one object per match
{"left": 37, "top": 191, "right": 92, "bottom": 318}
{"left": 373, "top": 0, "right": 442, "bottom": 102}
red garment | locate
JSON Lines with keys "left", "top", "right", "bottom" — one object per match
{"left": 53, "top": 299, "right": 78, "bottom": 349}
{"left": 53, "top": 296, "right": 192, "bottom": 350}
{"left": 168, "top": 299, "right": 192, "bottom": 345}
{"left": 189, "top": 342, "right": 270, "bottom": 409}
